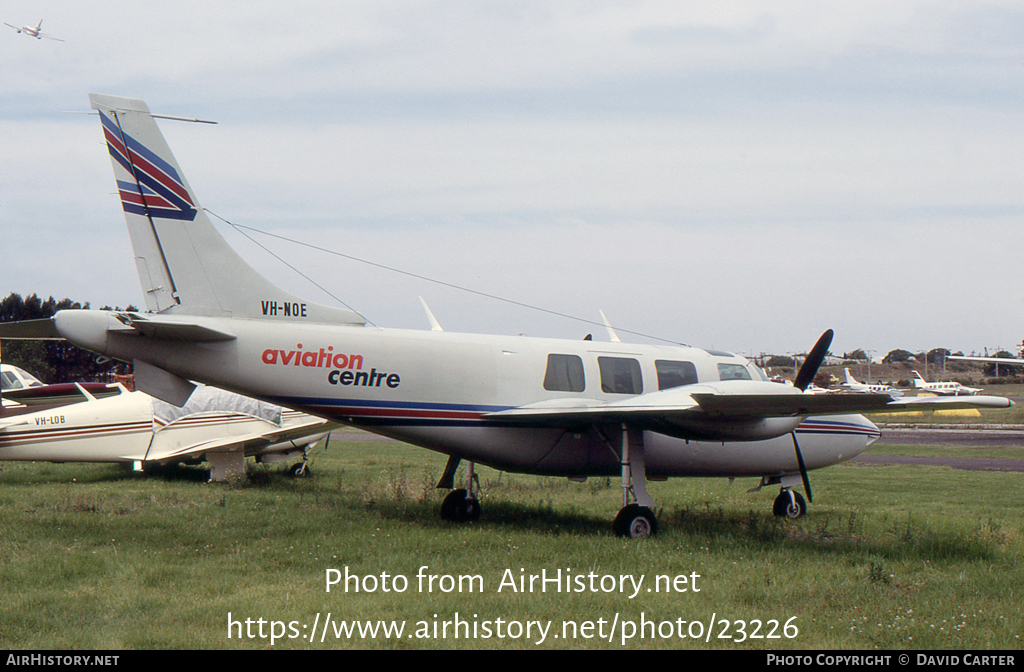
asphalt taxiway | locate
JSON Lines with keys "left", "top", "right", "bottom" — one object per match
{"left": 854, "top": 424, "right": 1024, "bottom": 472}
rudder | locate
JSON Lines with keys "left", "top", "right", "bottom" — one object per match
{"left": 89, "top": 93, "right": 364, "bottom": 326}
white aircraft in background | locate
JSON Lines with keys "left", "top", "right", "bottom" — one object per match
{"left": 2, "top": 362, "right": 121, "bottom": 407}
{"left": 841, "top": 368, "right": 903, "bottom": 397}
{"left": 4, "top": 20, "right": 63, "bottom": 41}
{"left": 1, "top": 363, "right": 43, "bottom": 394}
{"left": 1, "top": 380, "right": 334, "bottom": 481}
{"left": 1, "top": 94, "right": 1012, "bottom": 537}
{"left": 911, "top": 371, "right": 981, "bottom": 396}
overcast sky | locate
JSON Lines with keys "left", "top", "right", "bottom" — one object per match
{"left": 2, "top": 1, "right": 1023, "bottom": 358}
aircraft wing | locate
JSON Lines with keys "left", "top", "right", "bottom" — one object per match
{"left": 485, "top": 383, "right": 1012, "bottom": 439}
{"left": 948, "top": 355, "right": 1024, "bottom": 366}
{"left": 145, "top": 417, "right": 338, "bottom": 461}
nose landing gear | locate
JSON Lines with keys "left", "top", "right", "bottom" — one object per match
{"left": 773, "top": 488, "right": 807, "bottom": 518}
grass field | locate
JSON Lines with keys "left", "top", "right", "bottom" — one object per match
{"left": 1, "top": 431, "right": 1022, "bottom": 650}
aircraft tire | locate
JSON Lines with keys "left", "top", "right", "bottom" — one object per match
{"left": 440, "top": 488, "right": 468, "bottom": 521}
{"left": 613, "top": 504, "right": 658, "bottom": 538}
{"left": 456, "top": 496, "right": 481, "bottom": 522}
{"left": 290, "top": 463, "right": 312, "bottom": 478}
{"left": 773, "top": 490, "right": 806, "bottom": 518}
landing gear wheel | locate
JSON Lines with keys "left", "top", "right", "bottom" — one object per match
{"left": 456, "top": 496, "right": 481, "bottom": 522}
{"left": 613, "top": 504, "right": 658, "bottom": 538}
{"left": 440, "top": 489, "right": 481, "bottom": 522}
{"left": 438, "top": 488, "right": 479, "bottom": 523}
{"left": 773, "top": 489, "right": 806, "bottom": 518}
{"left": 290, "top": 463, "right": 312, "bottom": 478}
{"left": 440, "top": 489, "right": 466, "bottom": 521}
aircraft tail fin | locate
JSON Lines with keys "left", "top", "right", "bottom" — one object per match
{"left": 88, "top": 94, "right": 365, "bottom": 326}
{"left": 843, "top": 368, "right": 856, "bottom": 384}
{"left": 911, "top": 370, "right": 925, "bottom": 387}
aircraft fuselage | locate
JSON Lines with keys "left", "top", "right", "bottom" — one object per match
{"left": 54, "top": 310, "right": 879, "bottom": 479}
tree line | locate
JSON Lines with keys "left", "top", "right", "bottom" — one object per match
{"left": 1, "top": 293, "right": 134, "bottom": 384}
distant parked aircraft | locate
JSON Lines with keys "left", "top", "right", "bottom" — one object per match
{"left": 841, "top": 368, "right": 903, "bottom": 397}
{"left": 911, "top": 371, "right": 981, "bottom": 396}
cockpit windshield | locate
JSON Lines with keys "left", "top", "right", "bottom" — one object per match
{"left": 0, "top": 365, "right": 45, "bottom": 391}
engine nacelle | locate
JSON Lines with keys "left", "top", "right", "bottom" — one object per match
{"left": 649, "top": 415, "right": 804, "bottom": 442}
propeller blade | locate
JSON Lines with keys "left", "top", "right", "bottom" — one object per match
{"left": 791, "top": 432, "right": 813, "bottom": 503}
{"left": 793, "top": 329, "right": 833, "bottom": 391}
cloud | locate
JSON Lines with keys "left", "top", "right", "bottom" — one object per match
{"left": 2, "top": 1, "right": 1023, "bottom": 354}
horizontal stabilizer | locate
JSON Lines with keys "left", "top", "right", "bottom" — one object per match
{"left": 0, "top": 318, "right": 63, "bottom": 340}
{"left": 121, "top": 314, "right": 235, "bottom": 341}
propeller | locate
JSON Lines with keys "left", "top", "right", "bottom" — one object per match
{"left": 793, "top": 329, "right": 833, "bottom": 391}
{"left": 788, "top": 329, "right": 833, "bottom": 504}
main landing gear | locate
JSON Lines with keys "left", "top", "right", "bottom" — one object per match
{"left": 611, "top": 425, "right": 658, "bottom": 538}
{"left": 437, "top": 457, "right": 481, "bottom": 522}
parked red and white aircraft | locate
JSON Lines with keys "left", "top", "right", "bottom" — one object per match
{"left": 3, "top": 19, "right": 62, "bottom": 41}
{"left": 911, "top": 371, "right": 981, "bottom": 396}
{"left": 2, "top": 362, "right": 120, "bottom": 407}
{"left": 1, "top": 94, "right": 1012, "bottom": 535}
{"left": 0, "top": 379, "right": 334, "bottom": 481}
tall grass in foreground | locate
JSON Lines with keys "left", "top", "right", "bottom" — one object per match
{"left": 0, "top": 437, "right": 1021, "bottom": 649}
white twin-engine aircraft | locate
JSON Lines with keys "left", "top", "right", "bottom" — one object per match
{"left": 6, "top": 94, "right": 1013, "bottom": 537}
{"left": 841, "top": 368, "right": 903, "bottom": 397}
{"left": 911, "top": 371, "right": 982, "bottom": 396}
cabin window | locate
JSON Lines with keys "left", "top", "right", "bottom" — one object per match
{"left": 655, "top": 360, "right": 698, "bottom": 390}
{"left": 717, "top": 363, "right": 752, "bottom": 381}
{"left": 598, "top": 357, "right": 643, "bottom": 394}
{"left": 543, "top": 354, "right": 586, "bottom": 392}
{"left": 0, "top": 371, "right": 20, "bottom": 391}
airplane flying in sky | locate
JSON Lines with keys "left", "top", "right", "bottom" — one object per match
{"left": 1, "top": 94, "right": 1012, "bottom": 536}
{"left": 1, "top": 380, "right": 334, "bottom": 481}
{"left": 910, "top": 371, "right": 981, "bottom": 396}
{"left": 3, "top": 20, "right": 63, "bottom": 41}
{"left": 841, "top": 368, "right": 903, "bottom": 397}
